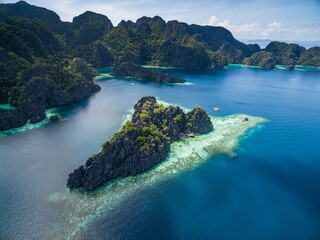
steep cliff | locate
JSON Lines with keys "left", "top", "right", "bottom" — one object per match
{"left": 2, "top": 2, "right": 319, "bottom": 69}
{"left": 0, "top": 18, "right": 100, "bottom": 130}
{"left": 67, "top": 96, "right": 213, "bottom": 190}
{"left": 243, "top": 51, "right": 278, "bottom": 69}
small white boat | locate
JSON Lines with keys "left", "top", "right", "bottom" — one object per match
{"left": 188, "top": 133, "right": 195, "bottom": 138}
{"left": 212, "top": 107, "right": 220, "bottom": 111}
{"left": 129, "top": 83, "right": 135, "bottom": 86}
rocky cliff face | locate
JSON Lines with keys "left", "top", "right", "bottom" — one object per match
{"left": 0, "top": 48, "right": 100, "bottom": 131}
{"left": 298, "top": 47, "right": 320, "bottom": 67}
{"left": 67, "top": 96, "right": 213, "bottom": 190}
{"left": 0, "top": 18, "right": 101, "bottom": 131}
{"left": 0, "top": 67, "right": 100, "bottom": 130}
{"left": 1, "top": 2, "right": 320, "bottom": 69}
{"left": 67, "top": 11, "right": 113, "bottom": 46}
{"left": 110, "top": 62, "right": 185, "bottom": 83}
{"left": 243, "top": 51, "right": 278, "bottom": 69}
{"left": 0, "top": 1, "right": 68, "bottom": 34}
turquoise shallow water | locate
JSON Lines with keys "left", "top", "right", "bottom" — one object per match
{"left": 0, "top": 67, "right": 320, "bottom": 239}
{"left": 0, "top": 104, "right": 16, "bottom": 110}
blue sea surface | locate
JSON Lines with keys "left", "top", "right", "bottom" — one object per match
{"left": 0, "top": 67, "right": 320, "bottom": 239}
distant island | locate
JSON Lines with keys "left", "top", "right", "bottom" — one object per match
{"left": 0, "top": 1, "right": 319, "bottom": 131}
{"left": 110, "top": 62, "right": 185, "bottom": 83}
{"left": 67, "top": 96, "right": 213, "bottom": 190}
{"left": 1, "top": 1, "right": 319, "bottom": 71}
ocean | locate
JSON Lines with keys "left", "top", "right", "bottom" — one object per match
{"left": 0, "top": 66, "right": 319, "bottom": 239}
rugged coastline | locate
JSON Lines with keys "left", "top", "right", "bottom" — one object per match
{"left": 0, "top": 1, "right": 319, "bottom": 131}
{"left": 1, "top": 1, "right": 319, "bottom": 72}
{"left": 67, "top": 96, "right": 213, "bottom": 190}
{"left": 48, "top": 101, "right": 268, "bottom": 239}
{"left": 0, "top": 17, "right": 101, "bottom": 131}
{"left": 110, "top": 62, "right": 186, "bottom": 83}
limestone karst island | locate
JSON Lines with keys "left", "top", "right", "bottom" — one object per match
{"left": 1, "top": 1, "right": 320, "bottom": 240}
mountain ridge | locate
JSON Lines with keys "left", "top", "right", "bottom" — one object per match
{"left": 1, "top": 1, "right": 319, "bottom": 69}
{"left": 0, "top": 1, "right": 319, "bottom": 131}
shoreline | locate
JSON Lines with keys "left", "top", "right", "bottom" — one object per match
{"left": 0, "top": 108, "right": 63, "bottom": 136}
{"left": 46, "top": 99, "right": 268, "bottom": 240}
{"left": 96, "top": 64, "right": 320, "bottom": 72}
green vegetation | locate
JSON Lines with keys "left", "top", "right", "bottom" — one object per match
{"left": 0, "top": 16, "right": 100, "bottom": 130}
{"left": 135, "top": 124, "right": 165, "bottom": 153}
{"left": 66, "top": 96, "right": 213, "bottom": 190}
{"left": 265, "top": 41, "right": 304, "bottom": 65}
{"left": 243, "top": 42, "right": 320, "bottom": 69}
{"left": 174, "top": 114, "right": 182, "bottom": 123}
{"left": 298, "top": 47, "right": 320, "bottom": 67}
{"left": 100, "top": 97, "right": 212, "bottom": 162}
{"left": 68, "top": 57, "right": 98, "bottom": 79}
{"left": 101, "top": 142, "right": 107, "bottom": 148}
{"left": 139, "top": 109, "right": 150, "bottom": 123}
{"left": 153, "top": 107, "right": 161, "bottom": 115}
{"left": 243, "top": 51, "right": 278, "bottom": 69}
{"left": 0, "top": 1, "right": 265, "bottom": 69}
{"left": 142, "top": 125, "right": 163, "bottom": 139}
{"left": 0, "top": 0, "right": 318, "bottom": 106}
{"left": 110, "top": 121, "right": 137, "bottom": 143}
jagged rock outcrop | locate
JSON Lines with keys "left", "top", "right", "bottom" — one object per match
{"left": 243, "top": 51, "right": 278, "bottom": 69}
{"left": 0, "top": 73, "right": 100, "bottom": 130}
{"left": 298, "top": 47, "right": 320, "bottom": 67}
{"left": 0, "top": 1, "right": 69, "bottom": 34}
{"left": 110, "top": 62, "right": 185, "bottom": 83}
{"left": 155, "top": 38, "right": 211, "bottom": 69}
{"left": 265, "top": 41, "right": 305, "bottom": 65}
{"left": 94, "top": 41, "right": 114, "bottom": 67}
{"left": 67, "top": 96, "right": 213, "bottom": 190}
{"left": 68, "top": 11, "right": 113, "bottom": 45}
{"left": 185, "top": 107, "right": 214, "bottom": 134}
{"left": 0, "top": 60, "right": 100, "bottom": 130}
{"left": 50, "top": 115, "right": 59, "bottom": 121}
{"left": 215, "top": 43, "right": 245, "bottom": 64}
{"left": 2, "top": 2, "right": 320, "bottom": 69}
{"left": 0, "top": 17, "right": 101, "bottom": 131}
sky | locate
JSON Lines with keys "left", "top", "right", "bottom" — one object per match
{"left": 2, "top": 0, "right": 320, "bottom": 41}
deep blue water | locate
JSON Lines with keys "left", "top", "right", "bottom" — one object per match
{"left": 0, "top": 67, "right": 320, "bottom": 239}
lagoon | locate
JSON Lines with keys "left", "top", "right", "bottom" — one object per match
{"left": 0, "top": 67, "right": 320, "bottom": 239}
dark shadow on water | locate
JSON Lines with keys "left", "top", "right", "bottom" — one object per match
{"left": 58, "top": 93, "right": 97, "bottom": 117}
{"left": 97, "top": 76, "right": 185, "bottom": 88}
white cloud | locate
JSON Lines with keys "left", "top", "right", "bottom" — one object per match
{"left": 209, "top": 16, "right": 218, "bottom": 25}
{"left": 207, "top": 16, "right": 320, "bottom": 40}
{"left": 261, "top": 21, "right": 290, "bottom": 36}
{"left": 216, "top": 19, "right": 230, "bottom": 28}
{"left": 229, "top": 22, "right": 261, "bottom": 34}
{"left": 207, "top": 16, "right": 261, "bottom": 35}
{"left": 293, "top": 27, "right": 319, "bottom": 35}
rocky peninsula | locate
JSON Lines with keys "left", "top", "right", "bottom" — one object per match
{"left": 110, "top": 62, "right": 185, "bottom": 83}
{"left": 67, "top": 96, "right": 212, "bottom": 190}
{"left": 0, "top": 17, "right": 101, "bottom": 131}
